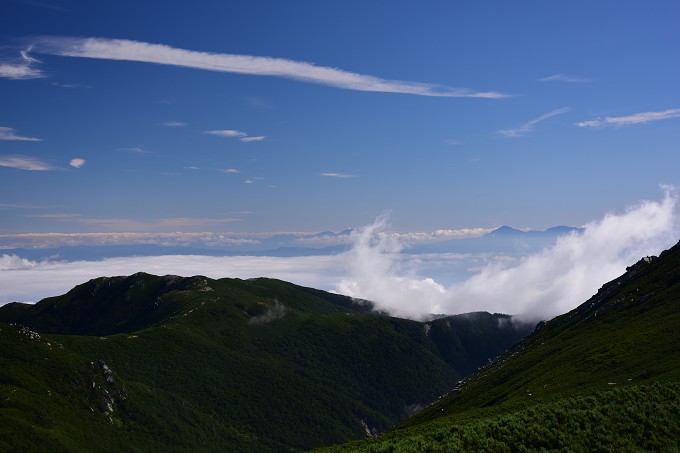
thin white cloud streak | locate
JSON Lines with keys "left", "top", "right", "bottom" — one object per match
{"left": 3, "top": 215, "right": 242, "bottom": 232}
{"left": 0, "top": 203, "right": 52, "bottom": 209}
{"left": 497, "top": 107, "right": 571, "bottom": 138}
{"left": 161, "top": 121, "right": 186, "bottom": 127}
{"left": 0, "top": 155, "right": 54, "bottom": 171}
{"left": 539, "top": 74, "right": 589, "bottom": 83}
{"left": 336, "top": 189, "right": 679, "bottom": 320}
{"left": 31, "top": 36, "right": 509, "bottom": 99}
{"left": 25, "top": 213, "right": 81, "bottom": 219}
{"left": 321, "top": 172, "right": 357, "bottom": 178}
{"left": 69, "top": 158, "right": 85, "bottom": 168}
{"left": 0, "top": 232, "right": 263, "bottom": 249}
{"left": 117, "top": 146, "right": 148, "bottom": 153}
{"left": 21, "top": 1, "right": 69, "bottom": 12}
{"left": 240, "top": 136, "right": 265, "bottom": 142}
{"left": 575, "top": 108, "right": 680, "bottom": 128}
{"left": 0, "top": 126, "right": 42, "bottom": 141}
{"left": 205, "top": 130, "right": 247, "bottom": 137}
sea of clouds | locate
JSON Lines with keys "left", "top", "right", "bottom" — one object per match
{"left": 1, "top": 189, "right": 678, "bottom": 321}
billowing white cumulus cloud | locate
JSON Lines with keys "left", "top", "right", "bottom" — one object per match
{"left": 497, "top": 107, "right": 571, "bottom": 138}
{"left": 336, "top": 189, "right": 679, "bottom": 320}
{"left": 31, "top": 37, "right": 508, "bottom": 98}
{"left": 576, "top": 108, "right": 680, "bottom": 128}
{"left": 0, "top": 255, "right": 39, "bottom": 271}
{"left": 69, "top": 158, "right": 85, "bottom": 168}
{"left": 336, "top": 216, "right": 447, "bottom": 319}
{"left": 0, "top": 155, "right": 53, "bottom": 170}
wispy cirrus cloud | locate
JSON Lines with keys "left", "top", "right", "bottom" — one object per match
{"left": 24, "top": 212, "right": 81, "bottom": 219}
{"left": 0, "top": 126, "right": 42, "bottom": 141}
{"left": 0, "top": 203, "right": 52, "bottom": 209}
{"left": 0, "top": 231, "right": 266, "bottom": 250}
{"left": 205, "top": 130, "right": 247, "bottom": 137}
{"left": 240, "top": 136, "right": 265, "bottom": 142}
{"left": 539, "top": 73, "right": 590, "bottom": 83}
{"left": 30, "top": 36, "right": 509, "bottom": 99}
{"left": 116, "top": 146, "right": 148, "bottom": 153}
{"left": 0, "top": 47, "right": 45, "bottom": 80}
{"left": 206, "top": 130, "right": 265, "bottom": 142}
{"left": 497, "top": 107, "right": 571, "bottom": 138}
{"left": 0, "top": 62, "right": 44, "bottom": 79}
{"left": 0, "top": 155, "right": 54, "bottom": 171}
{"left": 51, "top": 82, "right": 91, "bottom": 88}
{"left": 321, "top": 172, "right": 357, "bottom": 178}
{"left": 19, "top": 1, "right": 69, "bottom": 12}
{"left": 17, "top": 214, "right": 244, "bottom": 232}
{"left": 575, "top": 108, "right": 680, "bottom": 128}
{"left": 161, "top": 120, "right": 186, "bottom": 127}
{"left": 222, "top": 168, "right": 240, "bottom": 174}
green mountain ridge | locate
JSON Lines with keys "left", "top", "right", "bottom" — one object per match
{"left": 321, "top": 240, "right": 680, "bottom": 451}
{"left": 0, "top": 274, "right": 532, "bottom": 452}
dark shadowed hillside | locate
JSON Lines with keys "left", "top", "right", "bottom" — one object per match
{"left": 0, "top": 274, "right": 531, "bottom": 452}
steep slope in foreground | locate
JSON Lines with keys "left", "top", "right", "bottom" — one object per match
{"left": 0, "top": 274, "right": 531, "bottom": 452}
{"left": 322, "top": 240, "right": 680, "bottom": 452}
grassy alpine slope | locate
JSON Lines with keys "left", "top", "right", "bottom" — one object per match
{"left": 320, "top": 241, "right": 680, "bottom": 452}
{"left": 0, "top": 275, "right": 531, "bottom": 452}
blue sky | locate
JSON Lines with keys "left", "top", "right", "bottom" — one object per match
{"left": 2, "top": 0, "right": 680, "bottom": 237}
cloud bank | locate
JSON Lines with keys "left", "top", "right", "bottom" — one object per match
{"left": 336, "top": 189, "right": 679, "bottom": 320}
{"left": 2, "top": 191, "right": 676, "bottom": 323}
{"left": 30, "top": 36, "right": 508, "bottom": 99}
{"left": 0, "top": 254, "right": 343, "bottom": 305}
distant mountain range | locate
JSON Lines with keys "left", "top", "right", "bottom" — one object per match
{"left": 407, "top": 225, "right": 583, "bottom": 254}
{"left": 0, "top": 274, "right": 532, "bottom": 451}
{"left": 3, "top": 225, "right": 583, "bottom": 262}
